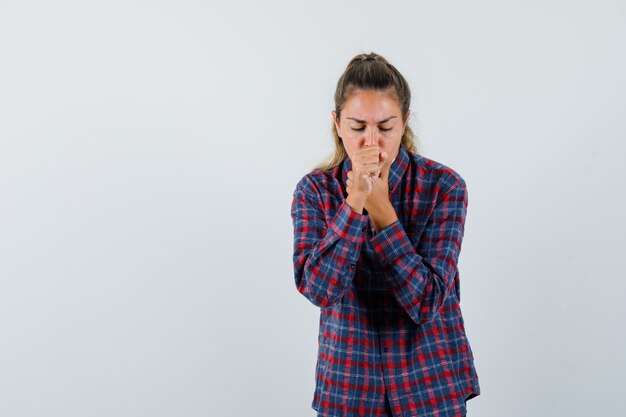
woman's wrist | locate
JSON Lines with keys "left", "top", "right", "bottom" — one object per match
{"left": 346, "top": 194, "right": 366, "bottom": 214}
{"left": 369, "top": 203, "right": 398, "bottom": 233}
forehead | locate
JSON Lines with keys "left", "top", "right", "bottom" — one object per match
{"left": 342, "top": 89, "right": 401, "bottom": 120}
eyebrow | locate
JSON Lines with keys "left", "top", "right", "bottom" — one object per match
{"left": 346, "top": 116, "right": 397, "bottom": 123}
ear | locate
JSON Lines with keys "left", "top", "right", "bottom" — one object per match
{"left": 331, "top": 110, "right": 340, "bottom": 135}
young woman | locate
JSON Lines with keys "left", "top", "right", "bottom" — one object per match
{"left": 290, "top": 52, "right": 481, "bottom": 417}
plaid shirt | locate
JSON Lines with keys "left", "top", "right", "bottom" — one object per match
{"left": 290, "top": 143, "right": 481, "bottom": 416}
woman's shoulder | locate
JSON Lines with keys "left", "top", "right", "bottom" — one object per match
{"left": 408, "top": 151, "right": 467, "bottom": 194}
{"left": 292, "top": 166, "right": 341, "bottom": 199}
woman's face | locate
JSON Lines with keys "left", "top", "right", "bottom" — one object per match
{"left": 332, "top": 88, "right": 409, "bottom": 164}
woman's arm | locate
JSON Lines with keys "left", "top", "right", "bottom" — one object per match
{"left": 369, "top": 178, "right": 468, "bottom": 325}
{"left": 290, "top": 175, "right": 368, "bottom": 308}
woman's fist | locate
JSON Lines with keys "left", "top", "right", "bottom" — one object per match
{"left": 345, "top": 145, "right": 388, "bottom": 205}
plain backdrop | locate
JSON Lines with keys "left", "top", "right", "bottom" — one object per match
{"left": 1, "top": 1, "right": 625, "bottom": 416}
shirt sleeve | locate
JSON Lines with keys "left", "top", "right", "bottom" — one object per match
{"left": 369, "top": 178, "right": 468, "bottom": 325}
{"left": 290, "top": 176, "right": 368, "bottom": 308}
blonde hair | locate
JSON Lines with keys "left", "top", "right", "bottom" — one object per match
{"left": 314, "top": 52, "right": 420, "bottom": 172}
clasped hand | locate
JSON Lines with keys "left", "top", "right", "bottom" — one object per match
{"left": 345, "top": 146, "right": 397, "bottom": 231}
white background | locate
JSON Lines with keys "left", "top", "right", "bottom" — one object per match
{"left": 1, "top": 1, "right": 625, "bottom": 416}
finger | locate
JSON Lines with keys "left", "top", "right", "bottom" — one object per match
{"left": 362, "top": 144, "right": 380, "bottom": 152}
{"left": 355, "top": 146, "right": 380, "bottom": 158}
{"left": 355, "top": 156, "right": 380, "bottom": 168}
{"left": 380, "top": 158, "right": 391, "bottom": 180}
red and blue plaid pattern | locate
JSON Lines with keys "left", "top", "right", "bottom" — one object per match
{"left": 291, "top": 143, "right": 481, "bottom": 416}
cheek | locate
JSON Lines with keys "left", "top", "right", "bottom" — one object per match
{"left": 342, "top": 135, "right": 360, "bottom": 149}
{"left": 342, "top": 128, "right": 359, "bottom": 139}
{"left": 388, "top": 132, "right": 403, "bottom": 146}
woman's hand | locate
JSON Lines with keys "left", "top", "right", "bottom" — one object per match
{"left": 346, "top": 147, "right": 398, "bottom": 231}
{"left": 349, "top": 145, "right": 385, "bottom": 191}
{"left": 345, "top": 146, "right": 385, "bottom": 212}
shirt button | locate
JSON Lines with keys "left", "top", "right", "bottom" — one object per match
{"left": 350, "top": 262, "right": 356, "bottom": 268}
{"left": 383, "top": 347, "right": 389, "bottom": 352}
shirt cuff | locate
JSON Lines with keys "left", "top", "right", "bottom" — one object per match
{"left": 330, "top": 200, "right": 368, "bottom": 244}
{"left": 369, "top": 220, "right": 415, "bottom": 265}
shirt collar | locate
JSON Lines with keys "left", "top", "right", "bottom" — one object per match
{"left": 341, "top": 143, "right": 410, "bottom": 193}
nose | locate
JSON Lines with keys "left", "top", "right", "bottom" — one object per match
{"left": 364, "top": 127, "right": 379, "bottom": 147}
